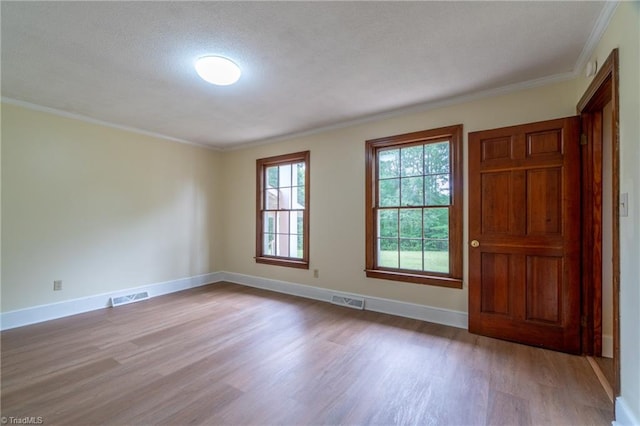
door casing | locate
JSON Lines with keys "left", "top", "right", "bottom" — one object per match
{"left": 577, "top": 48, "right": 620, "bottom": 396}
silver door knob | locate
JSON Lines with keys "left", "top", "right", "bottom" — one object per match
{"left": 471, "top": 240, "right": 480, "bottom": 248}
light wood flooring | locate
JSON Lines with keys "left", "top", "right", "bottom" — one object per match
{"left": 1, "top": 282, "right": 613, "bottom": 425}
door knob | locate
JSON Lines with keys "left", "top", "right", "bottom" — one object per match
{"left": 471, "top": 240, "right": 480, "bottom": 248}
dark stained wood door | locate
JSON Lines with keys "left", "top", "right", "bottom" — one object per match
{"left": 468, "top": 117, "right": 581, "bottom": 354}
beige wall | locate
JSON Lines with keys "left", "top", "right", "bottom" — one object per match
{"left": 574, "top": 1, "right": 640, "bottom": 421}
{"left": 221, "top": 79, "right": 579, "bottom": 313}
{"left": 1, "top": 104, "right": 223, "bottom": 311}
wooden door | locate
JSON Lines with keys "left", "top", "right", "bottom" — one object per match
{"left": 468, "top": 117, "right": 581, "bottom": 354}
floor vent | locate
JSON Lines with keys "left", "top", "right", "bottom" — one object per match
{"left": 330, "top": 294, "right": 365, "bottom": 310}
{"left": 110, "top": 291, "right": 150, "bottom": 307}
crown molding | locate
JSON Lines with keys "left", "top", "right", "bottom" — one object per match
{"left": 223, "top": 70, "right": 578, "bottom": 152}
{"left": 1, "top": 97, "right": 221, "bottom": 152}
{"left": 574, "top": 1, "right": 619, "bottom": 76}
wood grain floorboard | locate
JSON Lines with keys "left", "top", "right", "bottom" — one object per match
{"left": 1, "top": 282, "right": 613, "bottom": 425}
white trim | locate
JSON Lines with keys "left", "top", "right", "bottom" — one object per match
{"left": 0, "top": 271, "right": 468, "bottom": 331}
{"left": 0, "top": 97, "right": 220, "bottom": 152}
{"left": 574, "top": 1, "right": 620, "bottom": 76}
{"left": 220, "top": 272, "right": 468, "bottom": 329}
{"left": 0, "top": 272, "right": 224, "bottom": 331}
{"left": 3, "top": 69, "right": 576, "bottom": 154}
{"left": 614, "top": 396, "right": 640, "bottom": 426}
{"left": 603, "top": 333, "right": 614, "bottom": 358}
{"left": 224, "top": 71, "right": 577, "bottom": 152}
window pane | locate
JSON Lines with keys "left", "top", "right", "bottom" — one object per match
{"left": 378, "top": 239, "right": 398, "bottom": 268}
{"left": 400, "top": 208, "right": 422, "bottom": 238}
{"left": 379, "top": 178, "right": 399, "bottom": 207}
{"left": 276, "top": 211, "right": 290, "bottom": 233}
{"left": 400, "top": 239, "right": 423, "bottom": 270}
{"left": 275, "top": 234, "right": 290, "bottom": 257}
{"left": 378, "top": 209, "right": 398, "bottom": 237}
{"left": 290, "top": 234, "right": 303, "bottom": 258}
{"left": 279, "top": 164, "right": 292, "bottom": 187}
{"left": 379, "top": 149, "right": 399, "bottom": 179}
{"left": 264, "top": 211, "right": 276, "bottom": 233}
{"left": 292, "top": 211, "right": 304, "bottom": 234}
{"left": 425, "top": 174, "right": 450, "bottom": 206}
{"left": 425, "top": 141, "right": 450, "bottom": 174}
{"left": 278, "top": 187, "right": 292, "bottom": 209}
{"left": 297, "top": 234, "right": 304, "bottom": 256}
{"left": 295, "top": 162, "right": 305, "bottom": 186}
{"left": 424, "top": 208, "right": 449, "bottom": 273}
{"left": 266, "top": 166, "right": 279, "bottom": 189}
{"left": 295, "top": 185, "right": 305, "bottom": 208}
{"left": 424, "top": 240, "right": 449, "bottom": 273}
{"left": 424, "top": 208, "right": 449, "bottom": 239}
{"left": 265, "top": 189, "right": 278, "bottom": 209}
{"left": 401, "top": 176, "right": 424, "bottom": 206}
{"left": 263, "top": 233, "right": 275, "bottom": 256}
{"left": 401, "top": 145, "right": 423, "bottom": 177}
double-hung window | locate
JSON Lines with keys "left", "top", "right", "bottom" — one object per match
{"left": 365, "top": 125, "right": 463, "bottom": 288}
{"left": 256, "top": 151, "right": 310, "bottom": 269}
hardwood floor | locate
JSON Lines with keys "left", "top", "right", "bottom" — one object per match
{"left": 1, "top": 282, "right": 612, "bottom": 425}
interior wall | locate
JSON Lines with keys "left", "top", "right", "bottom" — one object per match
{"left": 574, "top": 1, "right": 640, "bottom": 421}
{"left": 220, "top": 79, "right": 579, "bottom": 314}
{"left": 1, "top": 103, "right": 223, "bottom": 312}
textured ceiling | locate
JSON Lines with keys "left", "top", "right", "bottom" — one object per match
{"left": 1, "top": 1, "right": 610, "bottom": 149}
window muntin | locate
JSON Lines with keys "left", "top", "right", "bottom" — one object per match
{"left": 256, "top": 151, "right": 309, "bottom": 269}
{"left": 365, "top": 126, "right": 462, "bottom": 288}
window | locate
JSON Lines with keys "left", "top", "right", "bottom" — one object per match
{"left": 256, "top": 151, "right": 310, "bottom": 269}
{"left": 365, "top": 125, "right": 463, "bottom": 288}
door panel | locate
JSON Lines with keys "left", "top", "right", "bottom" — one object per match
{"left": 481, "top": 172, "right": 511, "bottom": 234}
{"left": 480, "top": 252, "right": 510, "bottom": 315}
{"left": 526, "top": 168, "right": 561, "bottom": 235}
{"left": 526, "top": 255, "right": 562, "bottom": 323}
{"left": 469, "top": 117, "right": 581, "bottom": 354}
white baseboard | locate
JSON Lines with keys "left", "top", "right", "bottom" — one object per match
{"left": 220, "top": 271, "right": 468, "bottom": 329}
{"left": 603, "top": 334, "right": 614, "bottom": 358}
{"left": 614, "top": 396, "right": 640, "bottom": 426}
{"left": 1, "top": 271, "right": 468, "bottom": 331}
{"left": 0, "top": 272, "right": 224, "bottom": 331}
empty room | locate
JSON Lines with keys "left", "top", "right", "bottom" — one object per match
{"left": 1, "top": 1, "right": 639, "bottom": 425}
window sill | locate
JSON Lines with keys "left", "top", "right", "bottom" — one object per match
{"left": 365, "top": 269, "right": 463, "bottom": 289}
{"left": 255, "top": 256, "right": 309, "bottom": 270}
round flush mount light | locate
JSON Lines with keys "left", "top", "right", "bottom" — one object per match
{"left": 195, "top": 56, "right": 241, "bottom": 86}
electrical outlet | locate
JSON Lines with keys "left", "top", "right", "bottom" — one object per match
{"left": 313, "top": 269, "right": 319, "bottom": 278}
{"left": 53, "top": 280, "right": 62, "bottom": 291}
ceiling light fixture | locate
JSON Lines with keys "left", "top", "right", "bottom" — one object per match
{"left": 195, "top": 56, "right": 241, "bottom": 86}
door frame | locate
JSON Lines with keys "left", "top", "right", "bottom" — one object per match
{"left": 577, "top": 48, "right": 620, "bottom": 396}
